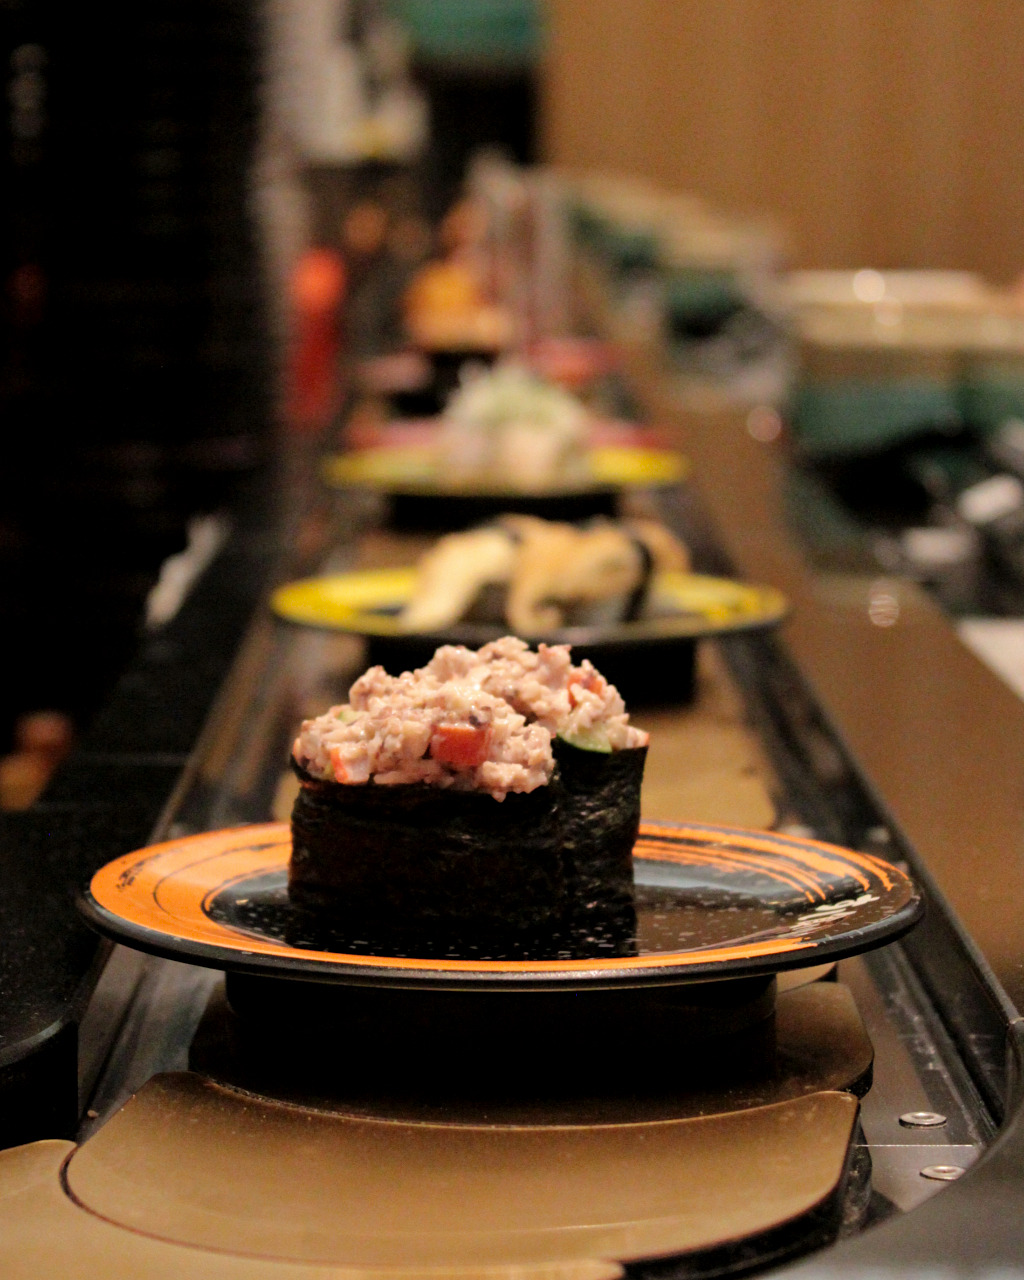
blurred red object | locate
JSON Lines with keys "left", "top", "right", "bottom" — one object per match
{"left": 525, "top": 337, "right": 617, "bottom": 390}
{"left": 15, "top": 710, "right": 73, "bottom": 765}
{"left": 0, "top": 710, "right": 74, "bottom": 811}
{"left": 285, "top": 248, "right": 347, "bottom": 434}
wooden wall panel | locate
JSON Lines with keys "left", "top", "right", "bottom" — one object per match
{"left": 542, "top": 0, "right": 1024, "bottom": 281}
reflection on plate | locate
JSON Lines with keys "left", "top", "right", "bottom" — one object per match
{"left": 321, "top": 444, "right": 688, "bottom": 496}
{"left": 270, "top": 568, "right": 788, "bottom": 642}
{"left": 80, "top": 821, "right": 921, "bottom": 990}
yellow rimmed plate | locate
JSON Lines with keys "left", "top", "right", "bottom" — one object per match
{"left": 321, "top": 445, "right": 689, "bottom": 496}
{"left": 270, "top": 568, "right": 787, "bottom": 643}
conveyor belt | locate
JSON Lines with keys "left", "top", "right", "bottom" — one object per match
{"left": 4, "top": 330, "right": 1024, "bottom": 1273}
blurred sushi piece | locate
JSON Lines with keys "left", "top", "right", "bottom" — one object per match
{"left": 398, "top": 514, "right": 690, "bottom": 633}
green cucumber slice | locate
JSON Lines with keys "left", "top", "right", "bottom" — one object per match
{"left": 557, "top": 728, "right": 613, "bottom": 754}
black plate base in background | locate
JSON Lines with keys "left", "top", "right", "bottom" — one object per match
{"left": 388, "top": 489, "right": 619, "bottom": 531}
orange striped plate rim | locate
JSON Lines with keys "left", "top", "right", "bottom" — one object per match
{"left": 87, "top": 820, "right": 909, "bottom": 975}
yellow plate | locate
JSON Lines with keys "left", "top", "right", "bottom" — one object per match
{"left": 270, "top": 568, "right": 788, "bottom": 641}
{"left": 321, "top": 444, "right": 689, "bottom": 495}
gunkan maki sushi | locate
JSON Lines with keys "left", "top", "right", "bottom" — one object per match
{"left": 289, "top": 636, "right": 647, "bottom": 942}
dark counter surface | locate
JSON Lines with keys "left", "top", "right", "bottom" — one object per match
{"left": 0, "top": 472, "right": 279, "bottom": 1148}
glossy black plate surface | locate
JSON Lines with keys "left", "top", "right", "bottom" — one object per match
{"left": 81, "top": 821, "right": 923, "bottom": 991}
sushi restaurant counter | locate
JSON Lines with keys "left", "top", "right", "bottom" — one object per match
{"left": 4, "top": 391, "right": 1024, "bottom": 1274}
{"left": 0, "top": 403, "right": 798, "bottom": 1152}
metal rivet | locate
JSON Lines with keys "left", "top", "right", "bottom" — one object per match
{"left": 900, "top": 1111, "right": 947, "bottom": 1128}
{"left": 920, "top": 1164, "right": 965, "bottom": 1181}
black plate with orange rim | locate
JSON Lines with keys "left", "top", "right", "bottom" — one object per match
{"left": 79, "top": 821, "right": 922, "bottom": 992}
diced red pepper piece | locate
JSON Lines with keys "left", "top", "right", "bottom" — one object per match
{"left": 329, "top": 745, "right": 355, "bottom": 783}
{"left": 569, "top": 666, "right": 607, "bottom": 707}
{"left": 429, "top": 722, "right": 492, "bottom": 768}
{"left": 581, "top": 667, "right": 607, "bottom": 694}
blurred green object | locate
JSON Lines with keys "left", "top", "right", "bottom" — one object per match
{"left": 569, "top": 202, "right": 606, "bottom": 254}
{"left": 960, "top": 358, "right": 1024, "bottom": 436}
{"left": 791, "top": 343, "right": 964, "bottom": 460}
{"left": 567, "top": 204, "right": 658, "bottom": 275}
{"left": 791, "top": 380, "right": 962, "bottom": 459}
{"left": 389, "top": 0, "right": 541, "bottom": 66}
{"left": 605, "top": 226, "right": 660, "bottom": 275}
{"left": 665, "top": 269, "right": 747, "bottom": 336}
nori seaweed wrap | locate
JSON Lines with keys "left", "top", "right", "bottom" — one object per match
{"left": 290, "top": 760, "right": 566, "bottom": 937}
{"left": 289, "top": 744, "right": 643, "bottom": 949}
{"left": 554, "top": 737, "right": 646, "bottom": 894}
{"left": 288, "top": 638, "right": 648, "bottom": 948}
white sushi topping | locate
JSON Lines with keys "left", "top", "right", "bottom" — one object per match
{"left": 293, "top": 637, "right": 647, "bottom": 800}
{"left": 438, "top": 362, "right": 590, "bottom": 490}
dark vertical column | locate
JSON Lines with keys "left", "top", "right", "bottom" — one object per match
{"left": 0, "top": 0, "right": 273, "bottom": 740}
{"left": 0, "top": 0, "right": 276, "bottom": 1151}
